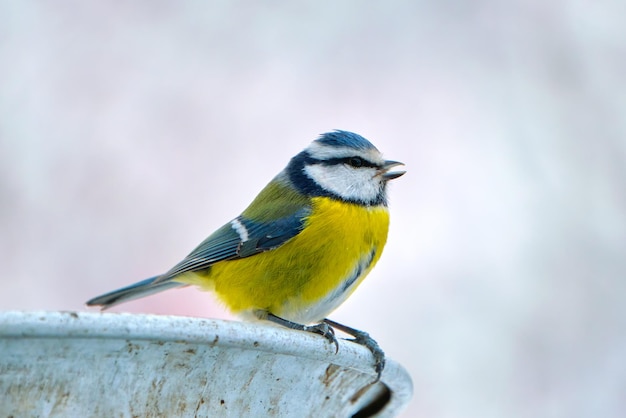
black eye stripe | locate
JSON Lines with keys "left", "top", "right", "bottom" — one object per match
{"left": 286, "top": 150, "right": 389, "bottom": 206}
{"left": 319, "top": 157, "right": 379, "bottom": 168}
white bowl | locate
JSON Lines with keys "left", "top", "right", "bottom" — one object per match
{"left": 0, "top": 311, "right": 412, "bottom": 417}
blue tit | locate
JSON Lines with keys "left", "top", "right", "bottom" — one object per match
{"left": 87, "top": 130, "right": 405, "bottom": 378}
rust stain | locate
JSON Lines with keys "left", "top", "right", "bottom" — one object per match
{"left": 126, "top": 341, "right": 141, "bottom": 354}
{"left": 321, "top": 364, "right": 341, "bottom": 386}
{"left": 192, "top": 396, "right": 206, "bottom": 417}
{"left": 242, "top": 369, "right": 257, "bottom": 392}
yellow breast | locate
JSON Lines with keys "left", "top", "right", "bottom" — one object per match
{"left": 180, "top": 197, "right": 390, "bottom": 323}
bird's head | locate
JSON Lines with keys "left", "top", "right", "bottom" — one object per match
{"left": 286, "top": 130, "right": 405, "bottom": 206}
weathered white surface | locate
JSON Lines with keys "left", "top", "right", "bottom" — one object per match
{"left": 0, "top": 311, "right": 412, "bottom": 417}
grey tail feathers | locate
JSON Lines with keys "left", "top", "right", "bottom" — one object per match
{"left": 86, "top": 276, "right": 185, "bottom": 310}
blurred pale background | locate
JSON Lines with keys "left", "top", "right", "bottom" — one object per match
{"left": 1, "top": 1, "right": 625, "bottom": 417}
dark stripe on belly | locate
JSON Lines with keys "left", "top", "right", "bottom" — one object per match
{"left": 341, "top": 248, "right": 376, "bottom": 292}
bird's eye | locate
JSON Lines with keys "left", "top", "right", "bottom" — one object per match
{"left": 347, "top": 157, "right": 364, "bottom": 168}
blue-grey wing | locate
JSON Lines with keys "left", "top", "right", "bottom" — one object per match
{"left": 154, "top": 207, "right": 311, "bottom": 282}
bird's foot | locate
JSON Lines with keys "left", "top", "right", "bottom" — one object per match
{"left": 324, "top": 318, "right": 385, "bottom": 381}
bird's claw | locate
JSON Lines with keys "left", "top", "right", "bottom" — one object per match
{"left": 349, "top": 330, "right": 385, "bottom": 380}
{"left": 304, "top": 322, "right": 339, "bottom": 353}
{"left": 323, "top": 319, "right": 386, "bottom": 381}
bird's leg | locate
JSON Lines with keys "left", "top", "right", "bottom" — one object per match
{"left": 264, "top": 312, "right": 339, "bottom": 353}
{"left": 323, "top": 318, "right": 385, "bottom": 381}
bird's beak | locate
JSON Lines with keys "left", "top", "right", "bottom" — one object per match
{"left": 381, "top": 160, "right": 406, "bottom": 180}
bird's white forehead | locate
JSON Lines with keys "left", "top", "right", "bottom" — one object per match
{"left": 306, "top": 141, "right": 384, "bottom": 163}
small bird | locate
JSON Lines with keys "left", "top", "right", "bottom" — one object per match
{"left": 87, "top": 130, "right": 405, "bottom": 379}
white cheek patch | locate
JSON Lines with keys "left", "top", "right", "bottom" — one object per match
{"left": 304, "top": 164, "right": 382, "bottom": 203}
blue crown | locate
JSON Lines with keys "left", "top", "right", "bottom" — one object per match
{"left": 315, "top": 130, "right": 377, "bottom": 151}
